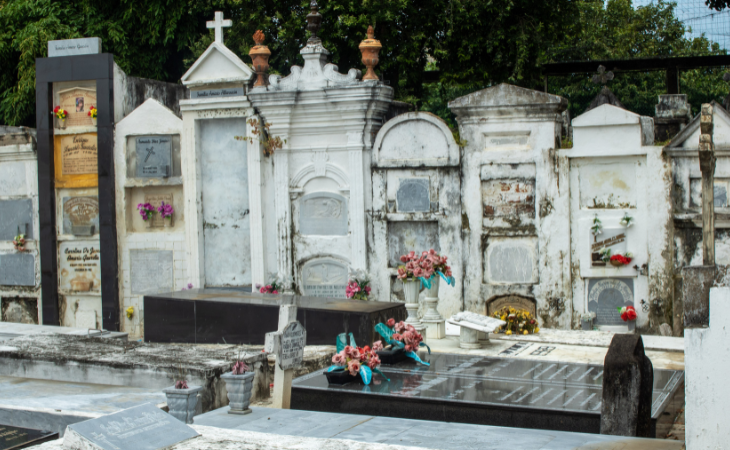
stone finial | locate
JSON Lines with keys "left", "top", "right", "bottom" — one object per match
{"left": 358, "top": 25, "right": 382, "bottom": 81}
{"left": 249, "top": 30, "right": 271, "bottom": 87}
{"left": 306, "top": 1, "right": 323, "bottom": 44}
{"left": 592, "top": 65, "right": 614, "bottom": 86}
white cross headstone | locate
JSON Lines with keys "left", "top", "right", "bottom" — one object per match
{"left": 265, "top": 305, "right": 306, "bottom": 409}
{"left": 206, "top": 11, "right": 232, "bottom": 44}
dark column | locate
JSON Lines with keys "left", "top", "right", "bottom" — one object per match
{"left": 666, "top": 67, "right": 680, "bottom": 94}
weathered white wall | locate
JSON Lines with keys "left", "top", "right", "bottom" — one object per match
{"left": 685, "top": 287, "right": 730, "bottom": 449}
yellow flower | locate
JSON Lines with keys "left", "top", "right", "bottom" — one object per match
{"left": 505, "top": 330, "right": 512, "bottom": 335}
{"left": 501, "top": 315, "right": 507, "bottom": 321}
{"left": 125, "top": 306, "right": 134, "bottom": 319}
{"left": 523, "top": 330, "right": 528, "bottom": 335}
{"left": 534, "top": 327, "right": 540, "bottom": 333}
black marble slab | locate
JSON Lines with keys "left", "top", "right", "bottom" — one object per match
{"left": 144, "top": 289, "right": 406, "bottom": 345}
{"left": 0, "top": 424, "right": 58, "bottom": 449}
{"left": 291, "top": 353, "right": 684, "bottom": 436}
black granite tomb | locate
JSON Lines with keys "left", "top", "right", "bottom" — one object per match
{"left": 0, "top": 424, "right": 57, "bottom": 449}
{"left": 290, "top": 353, "right": 684, "bottom": 437}
{"left": 144, "top": 289, "right": 406, "bottom": 345}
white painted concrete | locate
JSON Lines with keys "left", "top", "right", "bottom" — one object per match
{"left": 685, "top": 287, "right": 730, "bottom": 449}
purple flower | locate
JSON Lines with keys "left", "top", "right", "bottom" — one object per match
{"left": 187, "top": 283, "right": 193, "bottom": 289}
{"left": 158, "top": 202, "right": 174, "bottom": 219}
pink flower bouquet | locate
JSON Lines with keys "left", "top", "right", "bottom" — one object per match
{"left": 374, "top": 318, "right": 431, "bottom": 366}
{"left": 137, "top": 203, "right": 155, "bottom": 221}
{"left": 327, "top": 333, "right": 388, "bottom": 385}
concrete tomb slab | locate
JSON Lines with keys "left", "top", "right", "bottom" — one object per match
{"left": 397, "top": 178, "right": 430, "bottom": 213}
{"left": 131, "top": 250, "right": 174, "bottom": 295}
{"left": 387, "top": 221, "right": 439, "bottom": 267}
{"left": 0, "top": 198, "right": 33, "bottom": 240}
{"left": 64, "top": 403, "right": 199, "bottom": 450}
{"left": 0, "top": 253, "right": 35, "bottom": 287}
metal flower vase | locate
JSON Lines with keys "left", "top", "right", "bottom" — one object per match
{"left": 627, "top": 320, "right": 636, "bottom": 333}
{"left": 221, "top": 371, "right": 255, "bottom": 415}
{"left": 402, "top": 279, "right": 424, "bottom": 330}
{"left": 163, "top": 385, "right": 202, "bottom": 424}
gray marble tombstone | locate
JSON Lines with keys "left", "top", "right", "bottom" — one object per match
{"left": 387, "top": 221, "right": 440, "bottom": 267}
{"left": 299, "top": 192, "right": 348, "bottom": 236}
{"left": 64, "top": 403, "right": 199, "bottom": 450}
{"left": 0, "top": 253, "right": 35, "bottom": 286}
{"left": 488, "top": 243, "right": 535, "bottom": 283}
{"left": 136, "top": 136, "right": 172, "bottom": 178}
{"left": 397, "top": 178, "right": 430, "bottom": 212}
{"left": 301, "top": 258, "right": 348, "bottom": 298}
{"left": 0, "top": 198, "right": 33, "bottom": 240}
{"left": 587, "top": 278, "right": 635, "bottom": 326}
{"left": 130, "top": 250, "right": 174, "bottom": 295}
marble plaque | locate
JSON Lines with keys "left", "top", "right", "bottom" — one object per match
{"left": 0, "top": 253, "right": 35, "bottom": 286}
{"left": 299, "top": 192, "right": 348, "bottom": 236}
{"left": 48, "top": 37, "right": 101, "bottom": 57}
{"left": 190, "top": 87, "right": 244, "bottom": 99}
{"left": 59, "top": 88, "right": 96, "bottom": 127}
{"left": 144, "top": 193, "right": 173, "bottom": 228}
{"left": 65, "top": 403, "right": 199, "bottom": 450}
{"left": 590, "top": 228, "right": 627, "bottom": 267}
{"left": 0, "top": 198, "right": 33, "bottom": 240}
{"left": 397, "top": 178, "right": 430, "bottom": 212}
{"left": 63, "top": 196, "right": 99, "bottom": 236}
{"left": 487, "top": 295, "right": 537, "bottom": 317}
{"left": 387, "top": 221, "right": 440, "bottom": 267}
{"left": 0, "top": 161, "right": 27, "bottom": 196}
{"left": 60, "top": 133, "right": 98, "bottom": 175}
{"left": 59, "top": 240, "right": 101, "bottom": 292}
{"left": 0, "top": 424, "right": 57, "bottom": 448}
{"left": 136, "top": 136, "right": 172, "bottom": 178}
{"left": 587, "top": 278, "right": 634, "bottom": 326}
{"left": 278, "top": 321, "right": 306, "bottom": 370}
{"left": 487, "top": 241, "right": 536, "bottom": 284}
{"left": 130, "top": 250, "right": 173, "bottom": 295}
{"left": 301, "top": 258, "right": 348, "bottom": 298}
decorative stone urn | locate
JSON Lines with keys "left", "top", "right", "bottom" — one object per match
{"left": 163, "top": 384, "right": 202, "bottom": 424}
{"left": 421, "top": 276, "right": 445, "bottom": 339}
{"left": 402, "top": 279, "right": 425, "bottom": 331}
{"left": 248, "top": 30, "right": 271, "bottom": 87}
{"left": 221, "top": 371, "right": 255, "bottom": 415}
{"left": 358, "top": 25, "right": 382, "bottom": 81}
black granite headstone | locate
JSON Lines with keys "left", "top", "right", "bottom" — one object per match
{"left": 0, "top": 424, "right": 57, "bottom": 449}
{"left": 600, "top": 334, "right": 654, "bottom": 437}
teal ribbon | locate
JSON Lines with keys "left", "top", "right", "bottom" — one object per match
{"left": 436, "top": 271, "right": 455, "bottom": 287}
{"left": 418, "top": 276, "right": 432, "bottom": 289}
{"left": 374, "top": 322, "right": 430, "bottom": 366}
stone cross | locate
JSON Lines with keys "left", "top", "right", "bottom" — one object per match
{"left": 264, "top": 305, "right": 305, "bottom": 409}
{"left": 207, "top": 11, "right": 232, "bottom": 44}
{"left": 699, "top": 103, "right": 716, "bottom": 265}
{"left": 592, "top": 65, "right": 614, "bottom": 86}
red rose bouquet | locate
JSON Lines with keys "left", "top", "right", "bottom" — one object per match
{"left": 618, "top": 305, "right": 637, "bottom": 321}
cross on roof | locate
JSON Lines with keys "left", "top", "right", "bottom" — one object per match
{"left": 592, "top": 65, "right": 614, "bottom": 85}
{"left": 207, "top": 11, "right": 232, "bottom": 44}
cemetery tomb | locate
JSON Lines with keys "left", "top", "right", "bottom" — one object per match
{"left": 143, "top": 289, "right": 406, "bottom": 345}
{"left": 0, "top": 424, "right": 57, "bottom": 448}
{"left": 291, "top": 353, "right": 684, "bottom": 437}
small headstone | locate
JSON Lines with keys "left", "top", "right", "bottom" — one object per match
{"left": 487, "top": 243, "right": 535, "bottom": 283}
{"left": 58, "top": 89, "right": 97, "bottom": 128}
{"left": 600, "top": 334, "right": 653, "bottom": 437}
{"left": 144, "top": 193, "right": 174, "bottom": 228}
{"left": 63, "top": 403, "right": 199, "bottom": 450}
{"left": 0, "top": 161, "right": 27, "bottom": 196}
{"left": 0, "top": 253, "right": 35, "bottom": 286}
{"left": 59, "top": 133, "right": 98, "bottom": 174}
{"left": 190, "top": 87, "right": 244, "bottom": 99}
{"left": 131, "top": 250, "right": 174, "bottom": 295}
{"left": 589, "top": 228, "right": 627, "bottom": 267}
{"left": 0, "top": 198, "right": 33, "bottom": 240}
{"left": 47, "top": 37, "right": 101, "bottom": 57}
{"left": 587, "top": 278, "right": 634, "bottom": 326}
{"left": 299, "top": 192, "right": 348, "bottom": 236}
{"left": 136, "top": 136, "right": 172, "bottom": 178}
{"left": 63, "top": 196, "right": 99, "bottom": 236}
{"left": 397, "top": 178, "right": 430, "bottom": 212}
{"left": 387, "top": 221, "right": 440, "bottom": 267}
{"left": 659, "top": 323, "right": 673, "bottom": 336}
{"left": 59, "top": 240, "right": 101, "bottom": 292}
{"left": 0, "top": 424, "right": 57, "bottom": 448}
{"left": 277, "top": 321, "right": 306, "bottom": 371}
{"left": 301, "top": 258, "right": 348, "bottom": 298}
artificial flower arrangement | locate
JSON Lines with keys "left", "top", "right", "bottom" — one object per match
{"left": 591, "top": 215, "right": 602, "bottom": 236}
{"left": 421, "top": 248, "right": 456, "bottom": 287}
{"left": 618, "top": 305, "right": 637, "bottom": 322}
{"left": 373, "top": 318, "right": 431, "bottom": 365}
{"left": 326, "top": 332, "right": 388, "bottom": 385}
{"left": 231, "top": 360, "right": 251, "bottom": 375}
{"left": 158, "top": 201, "right": 174, "bottom": 220}
{"left": 13, "top": 232, "right": 26, "bottom": 252}
{"left": 137, "top": 202, "right": 155, "bottom": 221}
{"left": 346, "top": 269, "right": 371, "bottom": 300}
{"left": 609, "top": 252, "right": 633, "bottom": 267}
{"left": 53, "top": 106, "right": 68, "bottom": 120}
{"left": 491, "top": 306, "right": 540, "bottom": 335}
{"left": 620, "top": 213, "right": 633, "bottom": 228}
{"left": 87, "top": 105, "right": 97, "bottom": 119}
{"left": 397, "top": 250, "right": 434, "bottom": 288}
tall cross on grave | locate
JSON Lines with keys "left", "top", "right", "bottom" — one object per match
{"left": 699, "top": 103, "right": 716, "bottom": 265}
{"left": 207, "top": 11, "right": 232, "bottom": 44}
{"left": 592, "top": 65, "right": 614, "bottom": 86}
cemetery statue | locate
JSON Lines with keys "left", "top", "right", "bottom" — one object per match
{"left": 326, "top": 332, "right": 388, "bottom": 385}
{"left": 221, "top": 355, "right": 255, "bottom": 415}
{"left": 374, "top": 318, "right": 431, "bottom": 365}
